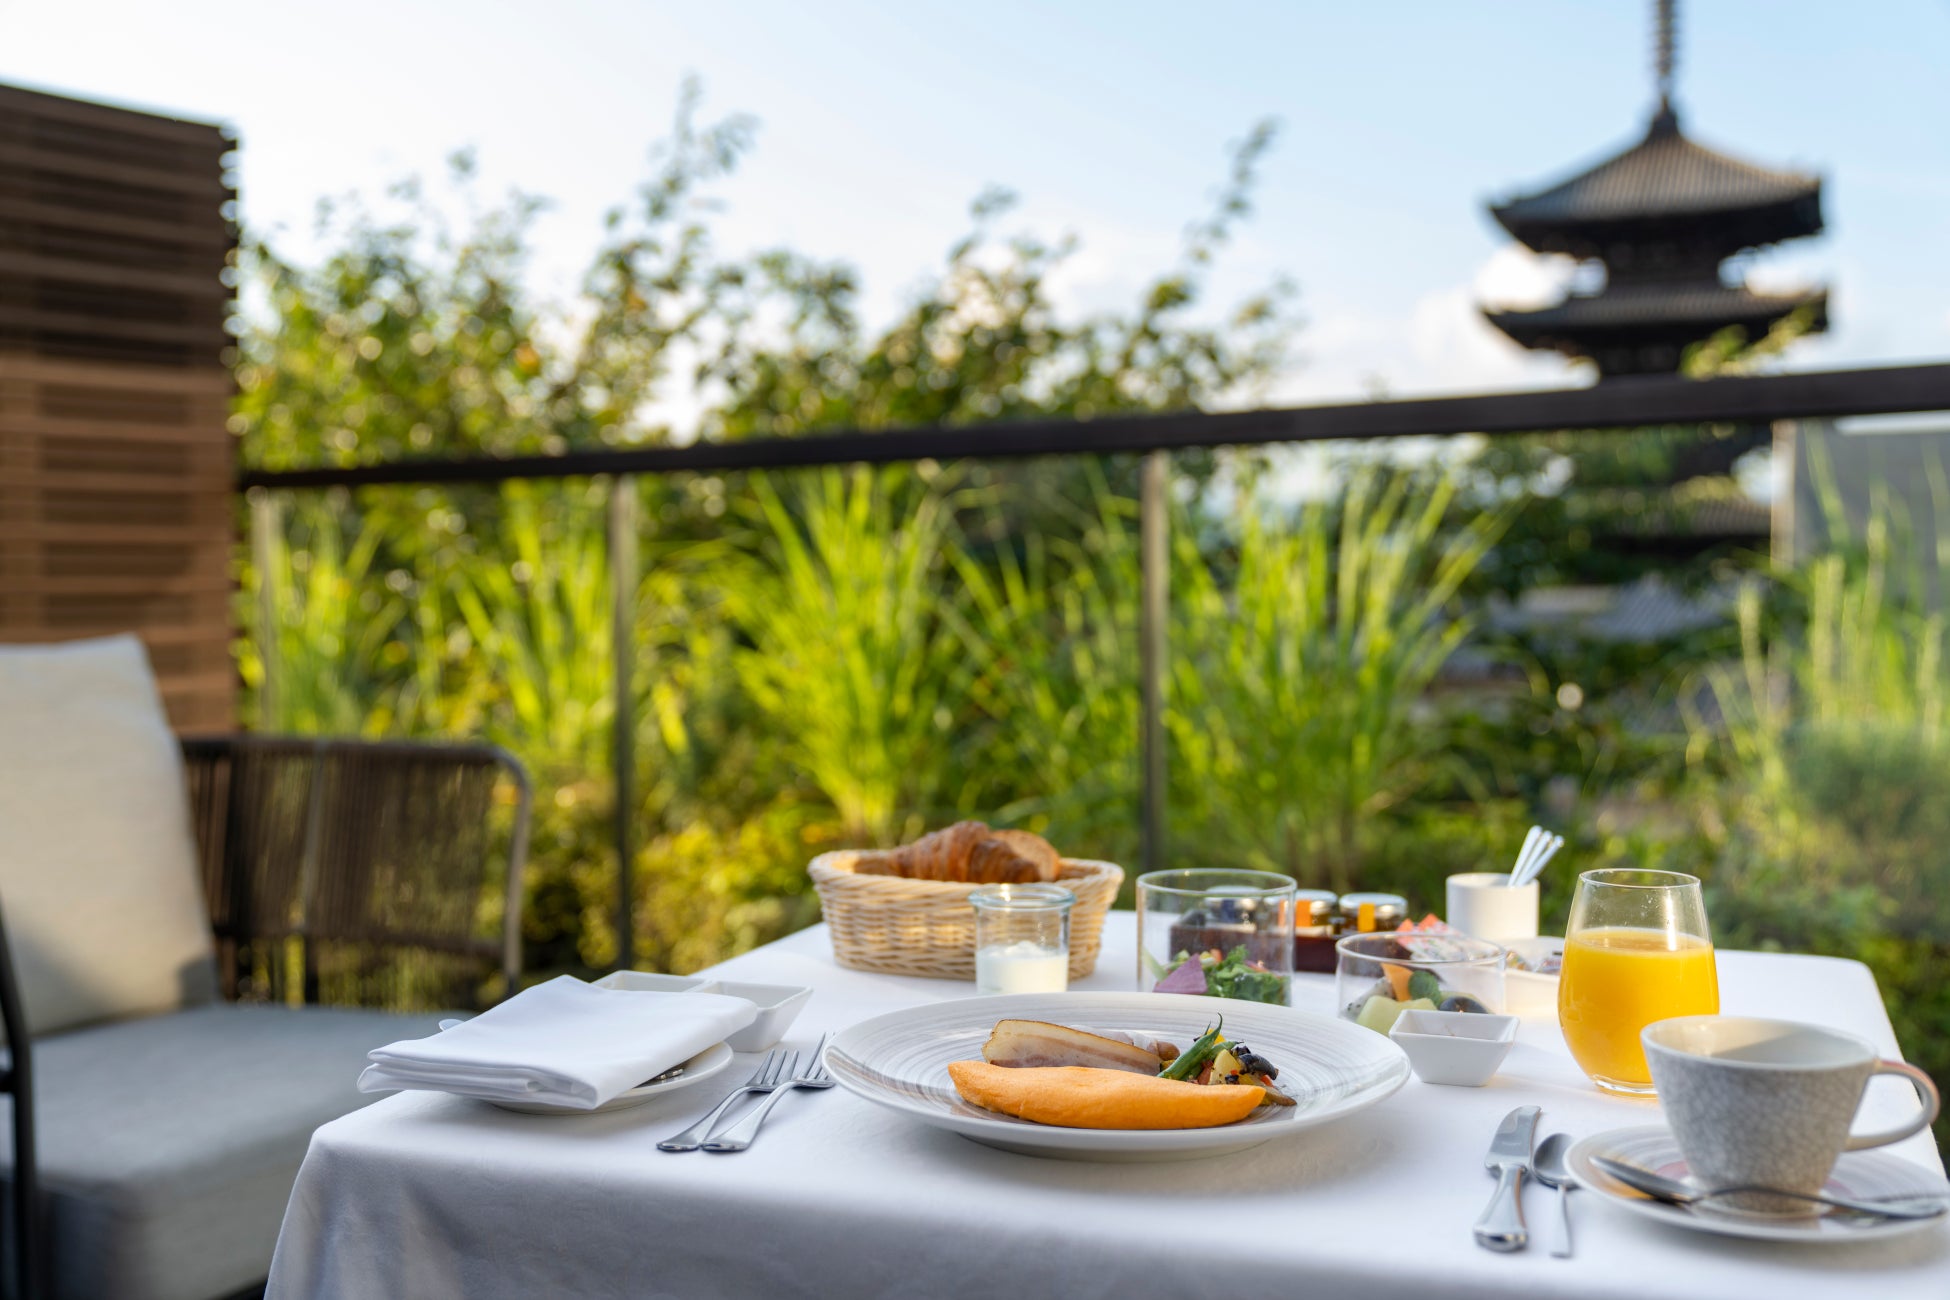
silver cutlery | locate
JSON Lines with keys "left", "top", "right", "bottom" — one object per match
{"left": 1532, "top": 1132, "right": 1575, "bottom": 1258}
{"left": 1507, "top": 826, "right": 1543, "bottom": 887}
{"left": 1474, "top": 1104, "right": 1541, "bottom": 1252}
{"left": 1592, "top": 1155, "right": 1950, "bottom": 1222}
{"left": 657, "top": 1047, "right": 793, "bottom": 1152}
{"left": 701, "top": 1035, "right": 835, "bottom": 1154}
{"left": 1507, "top": 828, "right": 1563, "bottom": 890}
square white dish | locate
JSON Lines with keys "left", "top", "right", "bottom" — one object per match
{"left": 593, "top": 971, "right": 724, "bottom": 996}
{"left": 1501, "top": 936, "right": 1563, "bottom": 1019}
{"left": 713, "top": 981, "right": 813, "bottom": 1051}
{"left": 1389, "top": 1009, "right": 1519, "bottom": 1086}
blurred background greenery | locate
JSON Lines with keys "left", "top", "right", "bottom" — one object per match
{"left": 232, "top": 94, "right": 1950, "bottom": 1146}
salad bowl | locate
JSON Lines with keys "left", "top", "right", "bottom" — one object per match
{"left": 825, "top": 992, "right": 1410, "bottom": 1161}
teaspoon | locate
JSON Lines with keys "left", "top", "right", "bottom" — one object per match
{"left": 1532, "top": 1132, "right": 1575, "bottom": 1258}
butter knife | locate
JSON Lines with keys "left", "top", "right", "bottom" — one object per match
{"left": 1475, "top": 1104, "right": 1541, "bottom": 1252}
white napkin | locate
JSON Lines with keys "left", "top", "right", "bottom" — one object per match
{"left": 359, "top": 976, "right": 758, "bottom": 1109}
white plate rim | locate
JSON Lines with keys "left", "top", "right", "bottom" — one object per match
{"left": 489, "top": 1040, "right": 735, "bottom": 1116}
{"left": 825, "top": 991, "right": 1410, "bottom": 1156}
{"left": 1565, "top": 1125, "right": 1949, "bottom": 1243}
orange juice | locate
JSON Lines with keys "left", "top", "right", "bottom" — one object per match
{"left": 1559, "top": 927, "right": 1719, "bottom": 1091}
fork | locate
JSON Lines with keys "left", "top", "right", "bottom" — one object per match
{"left": 657, "top": 1048, "right": 792, "bottom": 1152}
{"left": 701, "top": 1035, "right": 834, "bottom": 1153}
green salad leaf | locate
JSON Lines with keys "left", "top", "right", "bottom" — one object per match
{"left": 1203, "top": 945, "right": 1290, "bottom": 1005}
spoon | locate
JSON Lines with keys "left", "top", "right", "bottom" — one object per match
{"left": 1510, "top": 832, "right": 1563, "bottom": 890}
{"left": 1592, "top": 1155, "right": 1950, "bottom": 1222}
{"left": 1532, "top": 1133, "right": 1575, "bottom": 1258}
{"left": 1506, "top": 826, "right": 1544, "bottom": 887}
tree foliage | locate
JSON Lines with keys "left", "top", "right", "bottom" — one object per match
{"left": 235, "top": 83, "right": 1296, "bottom": 476}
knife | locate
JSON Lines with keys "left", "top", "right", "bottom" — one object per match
{"left": 1474, "top": 1105, "right": 1541, "bottom": 1252}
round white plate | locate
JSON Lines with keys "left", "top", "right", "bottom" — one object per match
{"left": 825, "top": 991, "right": 1410, "bottom": 1161}
{"left": 1566, "top": 1126, "right": 1950, "bottom": 1243}
{"left": 490, "top": 1041, "right": 735, "bottom": 1116}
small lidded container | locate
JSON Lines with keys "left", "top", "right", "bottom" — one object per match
{"left": 1292, "top": 888, "right": 1342, "bottom": 974}
{"left": 970, "top": 883, "right": 1075, "bottom": 995}
{"left": 1338, "top": 891, "right": 1408, "bottom": 936}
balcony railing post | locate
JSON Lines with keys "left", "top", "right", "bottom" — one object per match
{"left": 1771, "top": 418, "right": 1799, "bottom": 569}
{"left": 248, "top": 487, "right": 281, "bottom": 730}
{"left": 1139, "top": 450, "right": 1169, "bottom": 873}
{"left": 608, "top": 475, "right": 639, "bottom": 970}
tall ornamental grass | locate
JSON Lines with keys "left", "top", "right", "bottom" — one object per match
{"left": 1172, "top": 472, "right": 1513, "bottom": 891}
{"left": 952, "top": 465, "right": 1144, "bottom": 860}
{"left": 450, "top": 483, "right": 615, "bottom": 777}
{"left": 243, "top": 498, "right": 412, "bottom": 735}
{"left": 727, "top": 466, "right": 974, "bottom": 846}
{"left": 1689, "top": 449, "right": 1950, "bottom": 1146}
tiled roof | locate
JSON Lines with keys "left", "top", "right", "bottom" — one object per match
{"left": 1484, "top": 576, "right": 1741, "bottom": 645}
{"left": 1611, "top": 495, "right": 1774, "bottom": 539}
{"left": 1485, "top": 284, "right": 1826, "bottom": 336}
{"left": 1491, "top": 113, "right": 1820, "bottom": 232}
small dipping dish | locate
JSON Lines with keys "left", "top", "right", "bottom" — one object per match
{"left": 1501, "top": 936, "right": 1565, "bottom": 1019}
{"left": 1389, "top": 1009, "right": 1519, "bottom": 1086}
{"left": 713, "top": 981, "right": 814, "bottom": 1052}
{"left": 590, "top": 971, "right": 811, "bottom": 1051}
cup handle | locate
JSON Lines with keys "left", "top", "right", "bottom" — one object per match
{"left": 1844, "top": 1060, "right": 1942, "bottom": 1152}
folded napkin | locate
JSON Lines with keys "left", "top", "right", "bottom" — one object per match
{"left": 359, "top": 976, "right": 757, "bottom": 1109}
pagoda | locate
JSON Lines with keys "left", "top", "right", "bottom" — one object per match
{"left": 1482, "top": 0, "right": 1827, "bottom": 379}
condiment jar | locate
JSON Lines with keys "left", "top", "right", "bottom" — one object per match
{"left": 1292, "top": 889, "right": 1342, "bottom": 974}
{"left": 1338, "top": 891, "right": 1408, "bottom": 935}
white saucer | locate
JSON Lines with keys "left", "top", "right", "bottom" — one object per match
{"left": 490, "top": 1041, "right": 736, "bottom": 1116}
{"left": 1565, "top": 1125, "right": 1950, "bottom": 1243}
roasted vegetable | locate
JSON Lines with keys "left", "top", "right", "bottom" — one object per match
{"left": 1233, "top": 1047, "right": 1278, "bottom": 1080}
{"left": 1198, "top": 1045, "right": 1295, "bottom": 1106}
{"left": 1159, "top": 1019, "right": 1226, "bottom": 1081}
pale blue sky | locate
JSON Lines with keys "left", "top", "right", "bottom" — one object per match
{"left": 3, "top": 0, "right": 1945, "bottom": 415}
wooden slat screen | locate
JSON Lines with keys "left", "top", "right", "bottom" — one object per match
{"left": 0, "top": 83, "right": 237, "bottom": 729}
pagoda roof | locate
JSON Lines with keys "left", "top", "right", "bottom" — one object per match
{"left": 1490, "top": 110, "right": 1822, "bottom": 254}
{"left": 1485, "top": 283, "right": 1826, "bottom": 336}
{"left": 1484, "top": 283, "right": 1827, "bottom": 376}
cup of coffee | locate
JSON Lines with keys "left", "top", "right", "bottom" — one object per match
{"left": 1643, "top": 1016, "right": 1940, "bottom": 1215}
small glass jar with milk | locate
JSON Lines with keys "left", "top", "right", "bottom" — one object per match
{"left": 970, "top": 883, "right": 1076, "bottom": 994}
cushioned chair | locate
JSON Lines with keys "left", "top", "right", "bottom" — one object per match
{"left": 0, "top": 636, "right": 531, "bottom": 1300}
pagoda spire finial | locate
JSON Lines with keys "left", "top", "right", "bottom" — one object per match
{"left": 1652, "top": 0, "right": 1680, "bottom": 129}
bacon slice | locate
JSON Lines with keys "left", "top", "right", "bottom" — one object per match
{"left": 980, "top": 1020, "right": 1172, "bottom": 1074}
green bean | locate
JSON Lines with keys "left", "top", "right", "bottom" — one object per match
{"left": 1159, "top": 1018, "right": 1225, "bottom": 1081}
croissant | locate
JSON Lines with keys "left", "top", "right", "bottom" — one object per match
{"left": 852, "top": 821, "right": 1062, "bottom": 885}
{"left": 967, "top": 829, "right": 1061, "bottom": 884}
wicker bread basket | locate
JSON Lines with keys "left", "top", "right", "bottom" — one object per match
{"left": 809, "top": 850, "right": 1124, "bottom": 981}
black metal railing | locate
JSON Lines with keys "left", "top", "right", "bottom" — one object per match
{"left": 239, "top": 360, "right": 1950, "bottom": 967}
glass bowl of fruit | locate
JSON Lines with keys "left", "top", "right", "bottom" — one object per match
{"left": 1336, "top": 932, "right": 1506, "bottom": 1034}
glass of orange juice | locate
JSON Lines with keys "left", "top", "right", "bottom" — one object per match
{"left": 1558, "top": 868, "right": 1718, "bottom": 1095}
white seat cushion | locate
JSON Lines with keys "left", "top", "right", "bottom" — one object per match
{"left": 0, "top": 634, "right": 217, "bottom": 1035}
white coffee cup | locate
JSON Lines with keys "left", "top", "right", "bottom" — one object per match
{"left": 1445, "top": 872, "right": 1539, "bottom": 942}
{"left": 1643, "top": 1016, "right": 1941, "bottom": 1214}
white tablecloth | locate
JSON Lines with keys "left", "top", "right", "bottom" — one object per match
{"left": 266, "top": 915, "right": 1949, "bottom": 1300}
